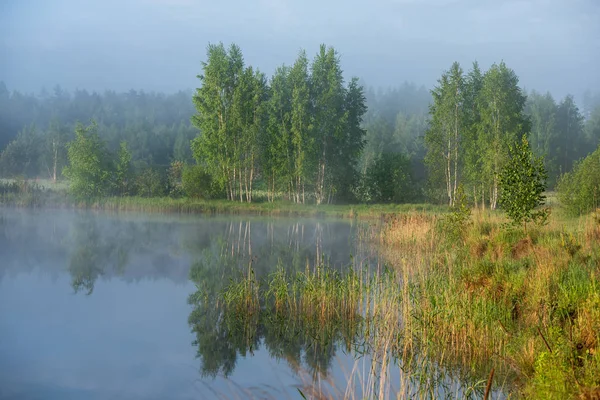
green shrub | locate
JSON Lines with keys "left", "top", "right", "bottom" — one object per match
{"left": 499, "top": 136, "right": 549, "bottom": 231}
{"left": 181, "top": 164, "right": 222, "bottom": 199}
{"left": 63, "top": 122, "right": 114, "bottom": 202}
{"left": 437, "top": 184, "right": 471, "bottom": 244}
{"left": 167, "top": 160, "right": 184, "bottom": 197}
{"left": 134, "top": 167, "right": 166, "bottom": 197}
{"left": 557, "top": 145, "right": 600, "bottom": 216}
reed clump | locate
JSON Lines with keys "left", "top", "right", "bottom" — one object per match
{"left": 224, "top": 263, "right": 368, "bottom": 327}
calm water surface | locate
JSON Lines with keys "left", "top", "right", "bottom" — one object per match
{"left": 0, "top": 208, "right": 376, "bottom": 399}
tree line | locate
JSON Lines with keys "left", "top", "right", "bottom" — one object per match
{"left": 424, "top": 61, "right": 600, "bottom": 209}
{"left": 1, "top": 44, "right": 600, "bottom": 208}
{"left": 0, "top": 84, "right": 196, "bottom": 182}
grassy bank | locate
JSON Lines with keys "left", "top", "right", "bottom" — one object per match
{"left": 209, "top": 209, "right": 600, "bottom": 398}
{"left": 0, "top": 179, "right": 446, "bottom": 219}
{"left": 377, "top": 209, "right": 600, "bottom": 398}
{"left": 93, "top": 196, "right": 445, "bottom": 219}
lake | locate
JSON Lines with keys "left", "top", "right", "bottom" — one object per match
{"left": 0, "top": 208, "right": 504, "bottom": 399}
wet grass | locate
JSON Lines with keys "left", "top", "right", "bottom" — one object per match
{"left": 214, "top": 208, "right": 600, "bottom": 399}
{"left": 216, "top": 259, "right": 502, "bottom": 398}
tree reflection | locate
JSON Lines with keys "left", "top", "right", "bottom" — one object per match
{"left": 187, "top": 242, "right": 363, "bottom": 379}
{"left": 68, "top": 217, "right": 139, "bottom": 294}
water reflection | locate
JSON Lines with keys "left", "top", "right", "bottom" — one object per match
{"left": 0, "top": 209, "right": 361, "bottom": 294}
{"left": 182, "top": 218, "right": 367, "bottom": 378}
{"left": 1, "top": 209, "right": 369, "bottom": 398}
{"left": 187, "top": 258, "right": 362, "bottom": 379}
{"left": 69, "top": 219, "right": 124, "bottom": 294}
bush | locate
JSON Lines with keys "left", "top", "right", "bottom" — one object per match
{"left": 63, "top": 122, "right": 113, "bottom": 202}
{"left": 557, "top": 146, "right": 600, "bottom": 216}
{"left": 437, "top": 184, "right": 471, "bottom": 244}
{"left": 134, "top": 168, "right": 166, "bottom": 197}
{"left": 182, "top": 164, "right": 222, "bottom": 199}
{"left": 167, "top": 160, "right": 184, "bottom": 197}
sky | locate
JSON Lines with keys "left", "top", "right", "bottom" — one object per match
{"left": 1, "top": 0, "right": 599, "bottom": 100}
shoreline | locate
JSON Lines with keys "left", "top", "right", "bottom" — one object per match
{"left": 0, "top": 192, "right": 447, "bottom": 220}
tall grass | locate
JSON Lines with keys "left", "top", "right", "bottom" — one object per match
{"left": 379, "top": 208, "right": 600, "bottom": 399}
{"left": 0, "top": 179, "right": 53, "bottom": 207}
{"left": 217, "top": 255, "right": 501, "bottom": 398}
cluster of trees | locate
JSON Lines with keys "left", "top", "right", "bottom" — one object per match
{"left": 60, "top": 122, "right": 192, "bottom": 200}
{"left": 2, "top": 46, "right": 600, "bottom": 209}
{"left": 526, "top": 91, "right": 598, "bottom": 186}
{"left": 0, "top": 84, "right": 196, "bottom": 180}
{"left": 557, "top": 146, "right": 600, "bottom": 215}
{"left": 424, "top": 61, "right": 600, "bottom": 209}
{"left": 191, "top": 43, "right": 366, "bottom": 204}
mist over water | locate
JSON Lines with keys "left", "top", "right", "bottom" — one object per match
{"left": 0, "top": 208, "right": 369, "bottom": 398}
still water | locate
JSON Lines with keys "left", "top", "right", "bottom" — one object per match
{"left": 0, "top": 208, "right": 379, "bottom": 399}
{"left": 0, "top": 208, "right": 504, "bottom": 399}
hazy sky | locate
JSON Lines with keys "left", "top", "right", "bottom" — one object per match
{"left": 1, "top": 0, "right": 599, "bottom": 100}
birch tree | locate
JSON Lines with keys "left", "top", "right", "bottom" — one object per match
{"left": 476, "top": 62, "right": 529, "bottom": 209}
{"left": 264, "top": 66, "right": 292, "bottom": 201}
{"left": 425, "top": 62, "right": 465, "bottom": 206}
{"left": 288, "top": 51, "right": 312, "bottom": 203}
{"left": 191, "top": 43, "right": 244, "bottom": 201}
{"left": 310, "top": 45, "right": 346, "bottom": 205}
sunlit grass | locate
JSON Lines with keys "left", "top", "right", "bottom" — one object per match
{"left": 381, "top": 208, "right": 600, "bottom": 399}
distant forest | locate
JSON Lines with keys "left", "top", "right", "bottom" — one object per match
{"left": 1, "top": 44, "right": 599, "bottom": 205}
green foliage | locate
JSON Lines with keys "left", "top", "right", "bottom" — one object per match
{"left": 527, "top": 349, "right": 571, "bottom": 399}
{"left": 191, "top": 43, "right": 366, "bottom": 204}
{"left": 358, "top": 152, "right": 415, "bottom": 203}
{"left": 190, "top": 43, "right": 250, "bottom": 201}
{"left": 63, "top": 121, "right": 113, "bottom": 202}
{"left": 526, "top": 91, "right": 560, "bottom": 186}
{"left": 167, "top": 160, "right": 184, "bottom": 197}
{"left": 425, "top": 62, "right": 465, "bottom": 207}
{"left": 181, "top": 164, "right": 222, "bottom": 199}
{"left": 115, "top": 141, "right": 132, "bottom": 196}
{"left": 0, "top": 125, "right": 41, "bottom": 178}
{"left": 557, "top": 145, "right": 600, "bottom": 215}
{"left": 559, "top": 230, "right": 582, "bottom": 257}
{"left": 438, "top": 184, "right": 471, "bottom": 243}
{"left": 499, "top": 136, "right": 549, "bottom": 229}
{"left": 134, "top": 167, "right": 166, "bottom": 198}
{"left": 585, "top": 106, "right": 600, "bottom": 149}
{"left": 0, "top": 178, "right": 46, "bottom": 207}
{"left": 476, "top": 62, "right": 530, "bottom": 210}
{"left": 556, "top": 95, "right": 586, "bottom": 174}
{"left": 288, "top": 51, "right": 312, "bottom": 203}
